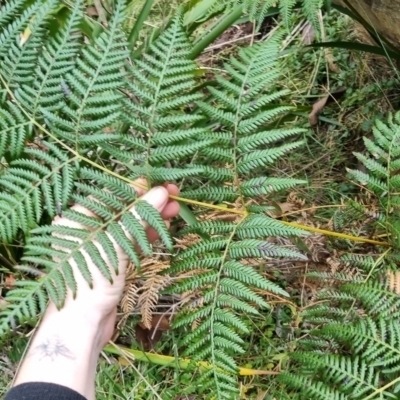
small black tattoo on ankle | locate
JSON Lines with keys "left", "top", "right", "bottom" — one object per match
{"left": 33, "top": 336, "right": 75, "bottom": 361}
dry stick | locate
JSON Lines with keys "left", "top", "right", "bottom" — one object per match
{"left": 0, "top": 74, "right": 390, "bottom": 248}
{"left": 205, "top": 33, "right": 260, "bottom": 52}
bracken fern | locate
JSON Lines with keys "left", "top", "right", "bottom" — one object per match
{"left": 0, "top": 0, "right": 310, "bottom": 397}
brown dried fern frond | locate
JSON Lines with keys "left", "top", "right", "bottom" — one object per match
{"left": 119, "top": 259, "right": 172, "bottom": 329}
{"left": 136, "top": 261, "right": 172, "bottom": 329}
{"left": 199, "top": 211, "right": 240, "bottom": 222}
{"left": 175, "top": 234, "right": 201, "bottom": 250}
{"left": 388, "top": 271, "right": 400, "bottom": 295}
{"left": 118, "top": 280, "right": 140, "bottom": 329}
{"left": 287, "top": 191, "right": 306, "bottom": 209}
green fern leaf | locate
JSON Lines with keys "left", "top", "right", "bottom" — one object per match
{"left": 134, "top": 200, "right": 173, "bottom": 251}
{"left": 0, "top": 1, "right": 42, "bottom": 61}
{"left": 2, "top": 0, "right": 59, "bottom": 89}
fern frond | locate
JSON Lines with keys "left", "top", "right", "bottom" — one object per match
{"left": 284, "top": 278, "right": 400, "bottom": 399}
{"left": 203, "top": 0, "right": 324, "bottom": 30}
{"left": 0, "top": 173, "right": 174, "bottom": 333}
{"left": 169, "top": 219, "right": 305, "bottom": 397}
{"left": 341, "top": 112, "right": 400, "bottom": 257}
{"left": 0, "top": 4, "right": 310, "bottom": 398}
{"left": 239, "top": 141, "right": 304, "bottom": 173}
{"left": 0, "top": 0, "right": 28, "bottom": 25}
{"left": 0, "top": 1, "right": 43, "bottom": 61}
{"left": 0, "top": 142, "right": 74, "bottom": 241}
{"left": 106, "top": 14, "right": 215, "bottom": 184}
{"left": 238, "top": 127, "right": 306, "bottom": 152}
{"left": 0, "top": 0, "right": 84, "bottom": 159}
{"left": 241, "top": 177, "right": 306, "bottom": 196}
{"left": 347, "top": 111, "right": 400, "bottom": 202}
{"left": 128, "top": 165, "right": 206, "bottom": 181}
{"left": 2, "top": 0, "right": 59, "bottom": 88}
{"left": 0, "top": 103, "right": 28, "bottom": 158}
{"left": 136, "top": 262, "right": 171, "bottom": 329}
{"left": 280, "top": 354, "right": 378, "bottom": 400}
{"left": 279, "top": 0, "right": 297, "bottom": 27}
{"left": 320, "top": 318, "right": 400, "bottom": 374}
{"left": 40, "top": 0, "right": 128, "bottom": 148}
{"left": 236, "top": 214, "right": 308, "bottom": 238}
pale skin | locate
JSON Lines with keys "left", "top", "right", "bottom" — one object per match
{"left": 13, "top": 180, "right": 180, "bottom": 400}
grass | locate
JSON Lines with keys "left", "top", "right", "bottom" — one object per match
{"left": 2, "top": 2, "right": 400, "bottom": 399}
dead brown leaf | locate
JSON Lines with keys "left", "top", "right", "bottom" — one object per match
{"left": 278, "top": 202, "right": 296, "bottom": 215}
{"left": 267, "top": 202, "right": 295, "bottom": 217}
{"left": 309, "top": 87, "right": 347, "bottom": 126}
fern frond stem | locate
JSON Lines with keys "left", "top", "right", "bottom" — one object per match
{"left": 281, "top": 204, "right": 345, "bottom": 217}
{"left": 104, "top": 343, "right": 279, "bottom": 375}
{"left": 174, "top": 198, "right": 248, "bottom": 215}
{"left": 280, "top": 221, "right": 391, "bottom": 247}
{"left": 363, "top": 376, "right": 400, "bottom": 400}
{"left": 145, "top": 20, "right": 177, "bottom": 185}
{"left": 104, "top": 342, "right": 279, "bottom": 376}
{"left": 231, "top": 35, "right": 256, "bottom": 208}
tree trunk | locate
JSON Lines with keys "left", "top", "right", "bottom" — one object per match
{"left": 334, "top": 0, "right": 400, "bottom": 47}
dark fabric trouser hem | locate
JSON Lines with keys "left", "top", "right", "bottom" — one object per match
{"left": 4, "top": 382, "right": 87, "bottom": 400}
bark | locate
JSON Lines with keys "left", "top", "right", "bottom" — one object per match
{"left": 333, "top": 0, "right": 400, "bottom": 46}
